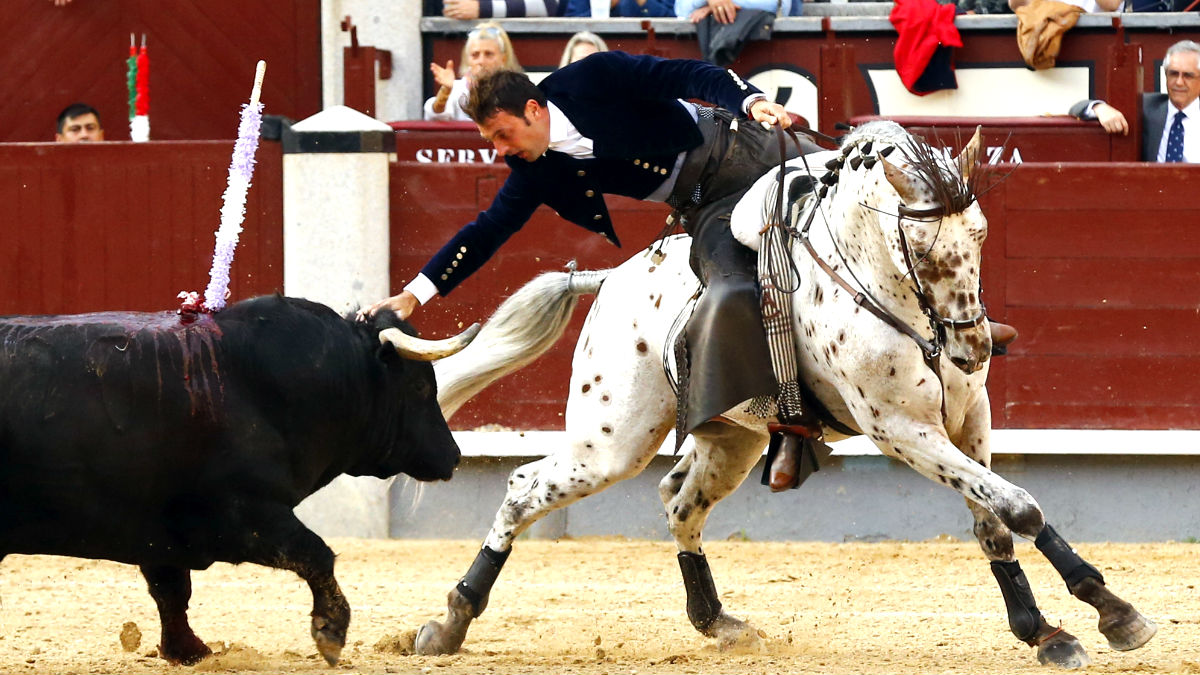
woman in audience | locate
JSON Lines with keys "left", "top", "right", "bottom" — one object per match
{"left": 424, "top": 22, "right": 522, "bottom": 121}
{"left": 558, "top": 31, "right": 609, "bottom": 68}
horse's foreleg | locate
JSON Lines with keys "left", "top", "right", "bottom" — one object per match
{"left": 1034, "top": 524, "right": 1158, "bottom": 652}
{"left": 950, "top": 399, "right": 1156, "bottom": 665}
{"left": 659, "top": 421, "right": 769, "bottom": 650}
{"left": 967, "top": 502, "right": 1092, "bottom": 668}
{"left": 955, "top": 401, "right": 1092, "bottom": 668}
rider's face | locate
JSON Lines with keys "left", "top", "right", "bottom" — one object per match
{"left": 477, "top": 101, "right": 551, "bottom": 162}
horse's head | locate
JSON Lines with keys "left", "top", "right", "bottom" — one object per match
{"left": 878, "top": 127, "right": 990, "bottom": 374}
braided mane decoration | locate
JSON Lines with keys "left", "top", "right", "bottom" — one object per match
{"left": 817, "top": 120, "right": 984, "bottom": 216}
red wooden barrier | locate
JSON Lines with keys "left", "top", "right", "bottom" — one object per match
{"left": 849, "top": 115, "right": 1117, "bottom": 163}
{"left": 5, "top": 137, "right": 1192, "bottom": 434}
{"left": 0, "top": 141, "right": 284, "bottom": 315}
{"left": 981, "top": 162, "right": 1200, "bottom": 430}
{"left": 390, "top": 153, "right": 1200, "bottom": 432}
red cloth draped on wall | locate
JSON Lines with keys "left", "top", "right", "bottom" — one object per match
{"left": 890, "top": 0, "right": 963, "bottom": 95}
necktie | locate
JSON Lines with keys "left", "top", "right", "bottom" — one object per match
{"left": 1165, "top": 110, "right": 1185, "bottom": 163}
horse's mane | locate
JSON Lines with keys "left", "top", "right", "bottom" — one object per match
{"left": 836, "top": 120, "right": 980, "bottom": 215}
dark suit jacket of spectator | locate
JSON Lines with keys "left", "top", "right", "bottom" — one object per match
{"left": 1070, "top": 92, "right": 1170, "bottom": 162}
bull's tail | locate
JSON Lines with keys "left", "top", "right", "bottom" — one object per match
{"left": 435, "top": 266, "right": 609, "bottom": 420}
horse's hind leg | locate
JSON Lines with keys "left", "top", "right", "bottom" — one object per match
{"left": 416, "top": 354, "right": 675, "bottom": 655}
{"left": 659, "top": 421, "right": 769, "bottom": 650}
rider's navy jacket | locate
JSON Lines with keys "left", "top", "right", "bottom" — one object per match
{"left": 419, "top": 50, "right": 762, "bottom": 296}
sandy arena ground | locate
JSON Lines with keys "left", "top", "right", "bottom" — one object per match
{"left": 0, "top": 538, "right": 1196, "bottom": 675}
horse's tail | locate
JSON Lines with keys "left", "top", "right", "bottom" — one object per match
{"left": 435, "top": 267, "right": 609, "bottom": 420}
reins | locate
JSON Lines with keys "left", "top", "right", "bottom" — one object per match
{"left": 769, "top": 126, "right": 946, "bottom": 363}
{"left": 763, "top": 124, "right": 984, "bottom": 422}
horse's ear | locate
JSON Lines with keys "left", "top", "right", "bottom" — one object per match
{"left": 881, "top": 156, "right": 923, "bottom": 205}
{"left": 957, "top": 126, "right": 983, "bottom": 179}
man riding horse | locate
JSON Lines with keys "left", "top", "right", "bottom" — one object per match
{"left": 361, "top": 51, "right": 1016, "bottom": 488}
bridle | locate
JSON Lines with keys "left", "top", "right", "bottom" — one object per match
{"left": 894, "top": 202, "right": 988, "bottom": 350}
{"left": 765, "top": 126, "right": 986, "bottom": 419}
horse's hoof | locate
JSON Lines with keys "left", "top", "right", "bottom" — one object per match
{"left": 414, "top": 620, "right": 465, "bottom": 655}
{"left": 1036, "top": 631, "right": 1091, "bottom": 670}
{"left": 311, "top": 616, "right": 346, "bottom": 666}
{"left": 1101, "top": 611, "right": 1157, "bottom": 651}
{"left": 706, "top": 614, "right": 764, "bottom": 652}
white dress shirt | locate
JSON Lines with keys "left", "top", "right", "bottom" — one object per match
{"left": 1155, "top": 97, "right": 1200, "bottom": 163}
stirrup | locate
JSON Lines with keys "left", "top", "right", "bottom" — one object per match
{"left": 762, "top": 418, "right": 828, "bottom": 492}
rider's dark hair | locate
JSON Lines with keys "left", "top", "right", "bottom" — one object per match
{"left": 463, "top": 69, "right": 546, "bottom": 124}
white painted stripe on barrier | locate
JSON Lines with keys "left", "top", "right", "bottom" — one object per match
{"left": 453, "top": 429, "right": 1200, "bottom": 458}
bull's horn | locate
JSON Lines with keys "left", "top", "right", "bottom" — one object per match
{"left": 378, "top": 323, "right": 481, "bottom": 361}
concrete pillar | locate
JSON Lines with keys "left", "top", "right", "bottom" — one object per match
{"left": 282, "top": 105, "right": 394, "bottom": 316}
{"left": 283, "top": 104, "right": 397, "bottom": 538}
{"left": 321, "top": 0, "right": 423, "bottom": 121}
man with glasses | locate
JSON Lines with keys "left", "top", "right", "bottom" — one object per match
{"left": 1069, "top": 39, "right": 1200, "bottom": 162}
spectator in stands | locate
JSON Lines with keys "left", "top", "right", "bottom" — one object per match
{"left": 425, "top": 22, "right": 522, "bottom": 122}
{"left": 958, "top": 0, "right": 1011, "bottom": 14}
{"left": 55, "top": 103, "right": 104, "bottom": 143}
{"left": 676, "top": 0, "right": 803, "bottom": 24}
{"left": 558, "top": 32, "right": 609, "bottom": 68}
{"left": 1069, "top": 39, "right": 1200, "bottom": 162}
{"left": 562, "top": 0, "right": 675, "bottom": 16}
{"left": 442, "top": 0, "right": 564, "bottom": 18}
{"left": 1008, "top": 0, "right": 1123, "bottom": 11}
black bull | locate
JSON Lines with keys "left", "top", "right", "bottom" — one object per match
{"left": 0, "top": 294, "right": 470, "bottom": 665}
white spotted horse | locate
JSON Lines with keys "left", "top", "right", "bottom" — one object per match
{"left": 419, "top": 121, "right": 1156, "bottom": 667}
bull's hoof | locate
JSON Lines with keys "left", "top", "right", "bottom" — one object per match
{"left": 160, "top": 637, "right": 212, "bottom": 666}
{"left": 1036, "top": 630, "right": 1091, "bottom": 670}
{"left": 311, "top": 615, "right": 346, "bottom": 665}
{"left": 704, "top": 613, "right": 764, "bottom": 652}
{"left": 1100, "top": 610, "right": 1157, "bottom": 651}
